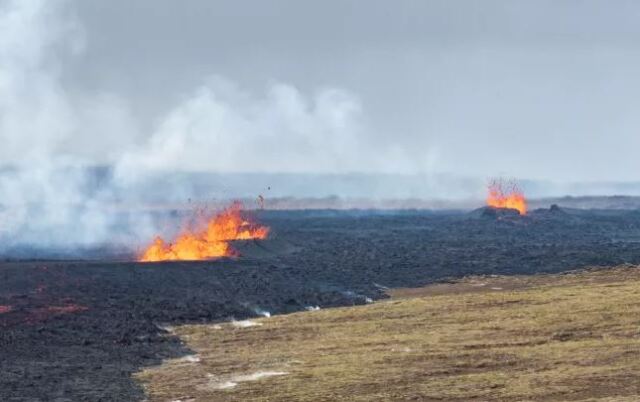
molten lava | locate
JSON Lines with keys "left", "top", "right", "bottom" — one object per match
{"left": 139, "top": 201, "right": 269, "bottom": 262}
{"left": 486, "top": 179, "right": 528, "bottom": 215}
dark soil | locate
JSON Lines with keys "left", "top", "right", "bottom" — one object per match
{"left": 3, "top": 207, "right": 640, "bottom": 401}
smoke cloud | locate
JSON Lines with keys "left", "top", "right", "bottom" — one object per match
{"left": 116, "top": 78, "right": 366, "bottom": 177}
{"left": 3, "top": 0, "right": 638, "bottom": 253}
{"left": 0, "top": 0, "right": 388, "bottom": 252}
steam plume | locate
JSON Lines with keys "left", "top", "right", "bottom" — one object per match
{"left": 0, "top": 0, "right": 370, "bottom": 253}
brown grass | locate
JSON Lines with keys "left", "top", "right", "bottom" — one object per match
{"left": 136, "top": 266, "right": 640, "bottom": 401}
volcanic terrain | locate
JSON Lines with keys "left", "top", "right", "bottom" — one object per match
{"left": 3, "top": 206, "right": 640, "bottom": 400}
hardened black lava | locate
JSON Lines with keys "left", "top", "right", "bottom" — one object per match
{"left": 3, "top": 206, "right": 640, "bottom": 401}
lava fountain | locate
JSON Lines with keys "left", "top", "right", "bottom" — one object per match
{"left": 486, "top": 178, "right": 527, "bottom": 215}
{"left": 139, "top": 201, "right": 269, "bottom": 262}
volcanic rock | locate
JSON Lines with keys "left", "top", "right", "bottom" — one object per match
{"left": 531, "top": 204, "right": 567, "bottom": 215}
{"left": 230, "top": 237, "right": 299, "bottom": 259}
{"left": 549, "top": 204, "right": 564, "bottom": 213}
{"left": 529, "top": 204, "right": 581, "bottom": 223}
{"left": 468, "top": 206, "right": 522, "bottom": 219}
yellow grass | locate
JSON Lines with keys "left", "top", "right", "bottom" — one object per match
{"left": 136, "top": 266, "right": 640, "bottom": 401}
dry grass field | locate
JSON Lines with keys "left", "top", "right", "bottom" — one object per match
{"left": 136, "top": 266, "right": 640, "bottom": 401}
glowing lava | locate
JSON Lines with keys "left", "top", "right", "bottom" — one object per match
{"left": 486, "top": 179, "right": 528, "bottom": 215}
{"left": 139, "top": 201, "right": 269, "bottom": 262}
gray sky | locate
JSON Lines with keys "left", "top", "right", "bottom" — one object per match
{"left": 6, "top": 0, "right": 640, "bottom": 181}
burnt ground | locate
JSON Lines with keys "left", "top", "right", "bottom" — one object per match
{"left": 3, "top": 207, "right": 640, "bottom": 401}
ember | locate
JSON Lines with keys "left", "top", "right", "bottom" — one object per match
{"left": 139, "top": 201, "right": 269, "bottom": 262}
{"left": 486, "top": 178, "right": 527, "bottom": 215}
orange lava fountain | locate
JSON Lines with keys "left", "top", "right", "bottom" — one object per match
{"left": 139, "top": 201, "right": 269, "bottom": 262}
{"left": 486, "top": 179, "right": 528, "bottom": 215}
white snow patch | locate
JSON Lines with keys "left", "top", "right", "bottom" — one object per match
{"left": 234, "top": 371, "right": 288, "bottom": 382}
{"left": 305, "top": 305, "right": 321, "bottom": 311}
{"left": 206, "top": 371, "right": 288, "bottom": 390}
{"left": 342, "top": 290, "right": 373, "bottom": 303}
{"left": 156, "top": 323, "right": 174, "bottom": 333}
{"left": 215, "top": 381, "right": 238, "bottom": 390}
{"left": 231, "top": 320, "right": 263, "bottom": 328}
{"left": 179, "top": 355, "right": 200, "bottom": 363}
{"left": 490, "top": 287, "right": 503, "bottom": 290}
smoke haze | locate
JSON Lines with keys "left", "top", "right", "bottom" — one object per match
{"left": 1, "top": 0, "right": 640, "bottom": 251}
{"left": 0, "top": 0, "right": 379, "bottom": 249}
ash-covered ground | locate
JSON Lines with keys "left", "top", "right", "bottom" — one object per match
{"left": 3, "top": 206, "right": 640, "bottom": 401}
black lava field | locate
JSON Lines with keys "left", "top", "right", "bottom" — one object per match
{"left": 4, "top": 206, "right": 640, "bottom": 401}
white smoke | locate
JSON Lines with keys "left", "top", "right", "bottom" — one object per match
{"left": 0, "top": 0, "right": 375, "bottom": 252}
{"left": 116, "top": 78, "right": 365, "bottom": 179}
{"left": 0, "top": 0, "right": 146, "bottom": 249}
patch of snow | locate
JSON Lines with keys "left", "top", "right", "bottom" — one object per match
{"left": 180, "top": 355, "right": 200, "bottom": 363}
{"left": 234, "top": 371, "right": 288, "bottom": 382}
{"left": 490, "top": 287, "right": 503, "bottom": 290}
{"left": 215, "top": 381, "right": 238, "bottom": 390}
{"left": 254, "top": 309, "right": 271, "bottom": 317}
{"left": 305, "top": 305, "right": 321, "bottom": 311}
{"left": 205, "top": 371, "right": 288, "bottom": 390}
{"left": 155, "top": 323, "right": 173, "bottom": 333}
{"left": 342, "top": 290, "right": 374, "bottom": 303}
{"left": 231, "top": 320, "right": 262, "bottom": 328}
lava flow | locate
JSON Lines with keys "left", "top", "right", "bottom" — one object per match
{"left": 139, "top": 201, "right": 269, "bottom": 262}
{"left": 486, "top": 178, "right": 528, "bottom": 215}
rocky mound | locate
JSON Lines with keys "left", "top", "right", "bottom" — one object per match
{"left": 529, "top": 204, "right": 584, "bottom": 223}
{"left": 468, "top": 206, "right": 522, "bottom": 219}
{"left": 531, "top": 204, "right": 566, "bottom": 215}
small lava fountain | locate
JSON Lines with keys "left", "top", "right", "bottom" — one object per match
{"left": 486, "top": 178, "right": 528, "bottom": 215}
{"left": 139, "top": 201, "right": 269, "bottom": 262}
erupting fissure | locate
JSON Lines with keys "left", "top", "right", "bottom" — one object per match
{"left": 486, "top": 178, "right": 528, "bottom": 215}
{"left": 139, "top": 201, "right": 269, "bottom": 262}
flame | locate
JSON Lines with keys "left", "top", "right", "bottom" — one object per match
{"left": 486, "top": 178, "right": 528, "bottom": 215}
{"left": 139, "top": 201, "right": 269, "bottom": 262}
